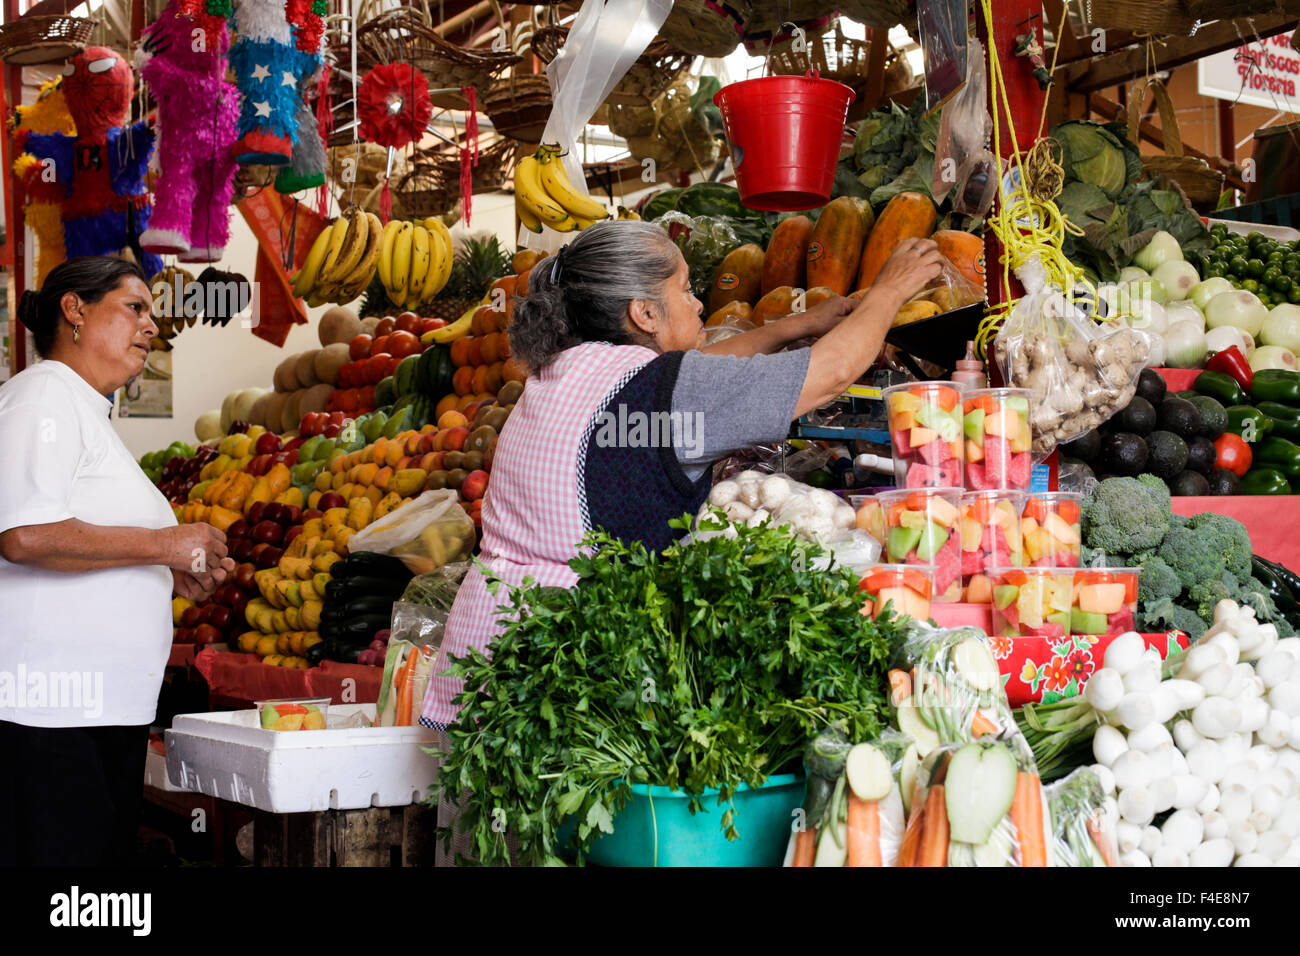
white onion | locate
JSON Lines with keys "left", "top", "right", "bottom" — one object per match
{"left": 1191, "top": 838, "right": 1235, "bottom": 868}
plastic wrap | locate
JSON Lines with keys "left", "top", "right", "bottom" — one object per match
{"left": 399, "top": 561, "right": 471, "bottom": 609}
{"left": 696, "top": 472, "right": 858, "bottom": 547}
{"left": 1044, "top": 767, "right": 1119, "bottom": 867}
{"left": 931, "top": 37, "right": 993, "bottom": 214}
{"left": 345, "top": 489, "right": 476, "bottom": 575}
{"left": 992, "top": 260, "right": 1150, "bottom": 458}
{"left": 373, "top": 640, "right": 435, "bottom": 728}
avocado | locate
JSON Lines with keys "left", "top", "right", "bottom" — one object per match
{"left": 1188, "top": 395, "right": 1228, "bottom": 439}
{"left": 1115, "top": 396, "right": 1157, "bottom": 435}
{"left": 915, "top": 520, "right": 951, "bottom": 562}
{"left": 1071, "top": 609, "right": 1108, "bottom": 635}
{"left": 1059, "top": 429, "right": 1101, "bottom": 463}
{"left": 1206, "top": 468, "right": 1242, "bottom": 496}
{"left": 964, "top": 408, "right": 986, "bottom": 443}
{"left": 887, "top": 525, "right": 923, "bottom": 562}
{"left": 1185, "top": 436, "right": 1218, "bottom": 475}
{"left": 1145, "top": 430, "right": 1189, "bottom": 478}
{"left": 1168, "top": 470, "right": 1211, "bottom": 496}
{"left": 1157, "top": 397, "right": 1202, "bottom": 440}
{"left": 1136, "top": 367, "right": 1168, "bottom": 406}
{"left": 1100, "top": 432, "right": 1149, "bottom": 476}
{"left": 993, "top": 585, "right": 1019, "bottom": 610}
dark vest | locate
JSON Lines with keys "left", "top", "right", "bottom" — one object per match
{"left": 578, "top": 351, "right": 711, "bottom": 553}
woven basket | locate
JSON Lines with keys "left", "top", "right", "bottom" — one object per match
{"left": 483, "top": 73, "right": 553, "bottom": 144}
{"left": 531, "top": 26, "right": 690, "bottom": 108}
{"left": 0, "top": 15, "right": 96, "bottom": 65}
{"left": 353, "top": 0, "right": 519, "bottom": 110}
{"left": 1129, "top": 78, "right": 1224, "bottom": 211}
{"left": 421, "top": 135, "right": 516, "bottom": 193}
{"left": 658, "top": 0, "right": 752, "bottom": 58}
{"left": 748, "top": 1, "right": 838, "bottom": 34}
{"left": 833, "top": 0, "right": 916, "bottom": 29}
{"left": 1084, "top": 0, "right": 1300, "bottom": 36}
{"left": 328, "top": 142, "right": 409, "bottom": 194}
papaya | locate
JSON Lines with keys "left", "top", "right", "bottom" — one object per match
{"left": 752, "top": 286, "right": 796, "bottom": 326}
{"left": 932, "top": 229, "right": 986, "bottom": 290}
{"left": 705, "top": 301, "right": 753, "bottom": 328}
{"left": 855, "top": 192, "right": 938, "bottom": 290}
{"left": 803, "top": 287, "right": 837, "bottom": 310}
{"left": 707, "top": 243, "right": 765, "bottom": 314}
{"left": 761, "top": 215, "right": 815, "bottom": 294}
{"left": 892, "top": 300, "right": 942, "bottom": 328}
{"left": 806, "top": 197, "right": 874, "bottom": 295}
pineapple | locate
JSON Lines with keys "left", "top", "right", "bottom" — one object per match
{"left": 429, "top": 233, "right": 513, "bottom": 320}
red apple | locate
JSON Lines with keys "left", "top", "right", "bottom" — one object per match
{"left": 226, "top": 518, "right": 249, "bottom": 540}
{"left": 248, "top": 454, "right": 271, "bottom": 476}
{"left": 262, "top": 503, "right": 288, "bottom": 525}
{"left": 230, "top": 539, "right": 255, "bottom": 563}
{"left": 233, "top": 562, "right": 257, "bottom": 590}
{"left": 254, "top": 432, "right": 282, "bottom": 455}
{"left": 173, "top": 627, "right": 191, "bottom": 644}
{"left": 180, "top": 605, "right": 203, "bottom": 628}
{"left": 206, "top": 605, "right": 234, "bottom": 630}
{"left": 258, "top": 546, "right": 283, "bottom": 570}
{"left": 302, "top": 509, "right": 323, "bottom": 522}
{"left": 281, "top": 449, "right": 299, "bottom": 467}
{"left": 213, "top": 584, "right": 241, "bottom": 607}
{"left": 192, "top": 623, "right": 222, "bottom": 645}
{"left": 229, "top": 591, "right": 250, "bottom": 618}
{"left": 246, "top": 501, "right": 268, "bottom": 525}
{"left": 250, "top": 542, "right": 270, "bottom": 564}
{"left": 318, "top": 492, "right": 346, "bottom": 511}
{"left": 251, "top": 520, "right": 283, "bottom": 545}
{"left": 283, "top": 505, "right": 302, "bottom": 525}
{"left": 323, "top": 423, "right": 341, "bottom": 439}
{"left": 283, "top": 436, "right": 306, "bottom": 452}
{"left": 227, "top": 420, "right": 251, "bottom": 435}
{"left": 283, "top": 525, "right": 303, "bottom": 548}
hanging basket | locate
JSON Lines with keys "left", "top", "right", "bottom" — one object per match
{"left": 832, "top": 0, "right": 916, "bottom": 29}
{"left": 1084, "top": 0, "right": 1300, "bottom": 36}
{"left": 352, "top": 0, "right": 519, "bottom": 110}
{"left": 530, "top": 25, "right": 690, "bottom": 108}
{"left": 420, "top": 135, "right": 516, "bottom": 193}
{"left": 483, "top": 73, "right": 553, "bottom": 144}
{"left": 0, "top": 15, "right": 97, "bottom": 65}
{"left": 657, "top": 0, "right": 752, "bottom": 58}
{"left": 392, "top": 164, "right": 457, "bottom": 219}
{"left": 1128, "top": 77, "right": 1225, "bottom": 212}
{"left": 747, "top": 1, "right": 838, "bottom": 35}
{"left": 327, "top": 142, "right": 408, "bottom": 199}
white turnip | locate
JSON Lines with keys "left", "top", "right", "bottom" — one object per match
{"left": 1202, "top": 811, "right": 1228, "bottom": 841}
{"left": 1093, "top": 724, "right": 1129, "bottom": 767}
{"left": 1191, "top": 839, "right": 1235, "bottom": 868}
{"left": 1118, "top": 693, "right": 1157, "bottom": 730}
{"left": 1104, "top": 632, "right": 1146, "bottom": 675}
{"left": 1193, "top": 697, "right": 1241, "bottom": 739}
{"left": 1085, "top": 667, "right": 1125, "bottom": 712}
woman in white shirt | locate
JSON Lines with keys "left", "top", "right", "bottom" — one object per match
{"left": 0, "top": 257, "right": 232, "bottom": 866}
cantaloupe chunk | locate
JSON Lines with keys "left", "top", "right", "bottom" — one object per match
{"left": 1078, "top": 583, "right": 1126, "bottom": 615}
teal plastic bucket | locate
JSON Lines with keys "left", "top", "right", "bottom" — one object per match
{"left": 556, "top": 774, "right": 803, "bottom": 867}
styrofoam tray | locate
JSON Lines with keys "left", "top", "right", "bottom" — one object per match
{"left": 163, "top": 703, "right": 440, "bottom": 813}
{"left": 1204, "top": 216, "right": 1300, "bottom": 242}
{"left": 144, "top": 746, "right": 184, "bottom": 793}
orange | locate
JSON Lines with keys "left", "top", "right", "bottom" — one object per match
{"left": 438, "top": 410, "right": 468, "bottom": 429}
{"left": 470, "top": 307, "right": 492, "bottom": 336}
{"left": 450, "top": 337, "right": 471, "bottom": 367}
{"left": 471, "top": 365, "right": 489, "bottom": 394}
{"left": 436, "top": 394, "right": 460, "bottom": 419}
{"left": 484, "top": 363, "right": 504, "bottom": 394}
{"left": 452, "top": 365, "right": 474, "bottom": 396}
{"left": 490, "top": 275, "right": 517, "bottom": 299}
{"left": 466, "top": 336, "right": 484, "bottom": 366}
{"left": 502, "top": 357, "right": 527, "bottom": 384}
{"left": 517, "top": 267, "right": 531, "bottom": 296}
{"left": 480, "top": 332, "right": 499, "bottom": 364}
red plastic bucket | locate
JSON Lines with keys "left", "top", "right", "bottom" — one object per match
{"left": 713, "top": 71, "right": 855, "bottom": 211}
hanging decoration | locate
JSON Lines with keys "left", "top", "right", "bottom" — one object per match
{"left": 312, "top": 62, "right": 333, "bottom": 216}
{"left": 22, "top": 45, "right": 161, "bottom": 276}
{"left": 136, "top": 0, "right": 239, "bottom": 262}
{"left": 460, "top": 85, "right": 478, "bottom": 226}
{"left": 9, "top": 75, "right": 76, "bottom": 284}
{"left": 176, "top": 0, "right": 230, "bottom": 51}
{"left": 275, "top": 100, "right": 327, "bottom": 194}
{"left": 357, "top": 63, "right": 432, "bottom": 222}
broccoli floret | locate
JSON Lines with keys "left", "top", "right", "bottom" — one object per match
{"left": 1141, "top": 597, "right": 1208, "bottom": 641}
{"left": 1130, "top": 548, "right": 1161, "bottom": 567}
{"left": 1238, "top": 578, "right": 1286, "bottom": 624}
{"left": 1082, "top": 476, "right": 1172, "bottom": 557}
{"left": 1139, "top": 557, "right": 1182, "bottom": 605}
{"left": 1189, "top": 578, "right": 1234, "bottom": 621}
{"left": 1157, "top": 525, "right": 1229, "bottom": 591}
{"left": 1169, "top": 513, "right": 1189, "bottom": 530}
{"left": 1184, "top": 512, "right": 1254, "bottom": 582}
{"left": 1277, "top": 618, "right": 1296, "bottom": 638}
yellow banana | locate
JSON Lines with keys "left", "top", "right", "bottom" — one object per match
{"left": 514, "top": 155, "right": 571, "bottom": 226}
{"left": 376, "top": 217, "right": 403, "bottom": 290}
{"left": 573, "top": 215, "right": 599, "bottom": 230}
{"left": 427, "top": 299, "right": 483, "bottom": 343}
{"left": 407, "top": 225, "right": 431, "bottom": 301}
{"left": 322, "top": 210, "right": 369, "bottom": 285}
{"left": 292, "top": 226, "right": 335, "bottom": 299}
{"left": 388, "top": 221, "right": 414, "bottom": 303}
{"left": 537, "top": 148, "right": 609, "bottom": 222}
{"left": 306, "top": 217, "right": 349, "bottom": 294}
{"left": 341, "top": 212, "right": 384, "bottom": 288}
{"left": 548, "top": 215, "right": 581, "bottom": 233}
{"left": 421, "top": 217, "right": 454, "bottom": 302}
{"left": 617, "top": 205, "right": 640, "bottom": 220}
{"left": 515, "top": 194, "right": 543, "bottom": 234}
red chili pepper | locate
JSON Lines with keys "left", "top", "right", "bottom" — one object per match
{"left": 1206, "top": 345, "right": 1254, "bottom": 392}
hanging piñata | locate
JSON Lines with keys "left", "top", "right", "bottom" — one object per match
{"left": 10, "top": 76, "right": 76, "bottom": 284}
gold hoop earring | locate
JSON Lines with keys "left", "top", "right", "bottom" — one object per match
{"left": 73, "top": 325, "right": 80, "bottom": 344}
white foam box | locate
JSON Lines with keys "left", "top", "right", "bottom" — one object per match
{"left": 144, "top": 746, "right": 184, "bottom": 793}
{"left": 164, "top": 704, "right": 440, "bottom": 813}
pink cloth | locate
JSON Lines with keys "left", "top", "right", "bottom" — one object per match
{"left": 420, "top": 342, "right": 657, "bottom": 726}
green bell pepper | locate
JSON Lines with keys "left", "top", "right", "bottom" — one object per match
{"left": 1251, "top": 369, "right": 1300, "bottom": 406}
{"left": 1253, "top": 436, "right": 1300, "bottom": 480}
{"left": 1258, "top": 401, "right": 1300, "bottom": 441}
{"left": 1241, "top": 467, "right": 1293, "bottom": 495}
{"left": 1225, "top": 405, "right": 1275, "bottom": 440}
{"left": 1194, "top": 370, "right": 1250, "bottom": 407}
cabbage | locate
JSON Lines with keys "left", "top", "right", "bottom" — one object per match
{"left": 1052, "top": 121, "right": 1139, "bottom": 198}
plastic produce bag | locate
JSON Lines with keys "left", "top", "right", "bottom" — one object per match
{"left": 931, "top": 38, "right": 993, "bottom": 212}
{"left": 400, "top": 561, "right": 471, "bottom": 609}
{"left": 894, "top": 261, "right": 984, "bottom": 327}
{"left": 696, "top": 472, "right": 858, "bottom": 546}
{"left": 374, "top": 640, "right": 436, "bottom": 728}
{"left": 345, "top": 489, "right": 476, "bottom": 575}
{"left": 992, "top": 258, "right": 1149, "bottom": 458}
{"left": 1044, "top": 767, "right": 1119, "bottom": 867}
{"left": 390, "top": 600, "right": 450, "bottom": 652}
{"left": 654, "top": 211, "right": 742, "bottom": 300}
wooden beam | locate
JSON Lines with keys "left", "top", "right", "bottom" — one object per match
{"left": 1090, "top": 94, "right": 1248, "bottom": 192}
{"left": 1069, "top": 14, "right": 1300, "bottom": 93}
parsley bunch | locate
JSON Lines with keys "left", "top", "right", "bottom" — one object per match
{"left": 432, "top": 517, "right": 902, "bottom": 866}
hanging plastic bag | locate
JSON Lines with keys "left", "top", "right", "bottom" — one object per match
{"left": 992, "top": 258, "right": 1150, "bottom": 458}
{"left": 345, "top": 489, "right": 476, "bottom": 575}
{"left": 932, "top": 37, "right": 993, "bottom": 208}
{"left": 399, "top": 561, "right": 471, "bottom": 609}
{"left": 1044, "top": 767, "right": 1120, "bottom": 867}
{"left": 893, "top": 260, "right": 985, "bottom": 327}
{"left": 374, "top": 640, "right": 436, "bottom": 728}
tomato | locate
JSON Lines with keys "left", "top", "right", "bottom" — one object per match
{"left": 386, "top": 354, "right": 402, "bottom": 377}
{"left": 365, "top": 354, "right": 389, "bottom": 383}
{"left": 386, "top": 330, "right": 421, "bottom": 358}
{"left": 1214, "top": 432, "right": 1253, "bottom": 478}
{"left": 349, "top": 334, "right": 372, "bottom": 360}
{"left": 394, "top": 312, "right": 420, "bottom": 334}
{"left": 416, "top": 317, "right": 447, "bottom": 335}
{"left": 370, "top": 334, "right": 391, "bottom": 356}
{"left": 374, "top": 317, "right": 396, "bottom": 336}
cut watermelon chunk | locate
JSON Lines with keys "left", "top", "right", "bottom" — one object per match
{"left": 961, "top": 546, "right": 985, "bottom": 577}
{"left": 1023, "top": 621, "right": 1066, "bottom": 639}
{"left": 904, "top": 461, "right": 935, "bottom": 488}
{"left": 1007, "top": 452, "right": 1032, "bottom": 489}
{"left": 933, "top": 533, "right": 962, "bottom": 594}
{"left": 891, "top": 429, "right": 912, "bottom": 458}
{"left": 998, "top": 600, "right": 1021, "bottom": 630}
{"left": 1055, "top": 548, "right": 1080, "bottom": 568}
{"left": 936, "top": 458, "right": 962, "bottom": 487}
{"left": 1105, "top": 605, "right": 1136, "bottom": 638}
{"left": 983, "top": 435, "right": 1010, "bottom": 486}
{"left": 965, "top": 461, "right": 989, "bottom": 490}
{"left": 918, "top": 438, "right": 951, "bottom": 467}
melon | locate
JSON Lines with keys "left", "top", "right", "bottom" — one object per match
{"left": 219, "top": 391, "right": 239, "bottom": 434}
{"left": 194, "top": 409, "right": 223, "bottom": 442}
{"left": 314, "top": 343, "right": 350, "bottom": 385}
{"left": 318, "top": 306, "right": 361, "bottom": 346}
{"left": 294, "top": 349, "right": 321, "bottom": 388}
{"left": 300, "top": 383, "right": 333, "bottom": 415}
{"left": 249, "top": 392, "right": 274, "bottom": 430}
{"left": 230, "top": 387, "right": 267, "bottom": 426}
{"left": 358, "top": 315, "right": 380, "bottom": 336}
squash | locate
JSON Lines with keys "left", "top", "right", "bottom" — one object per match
{"left": 707, "top": 243, "right": 765, "bottom": 313}
{"left": 752, "top": 286, "right": 796, "bottom": 326}
{"left": 932, "top": 230, "right": 985, "bottom": 290}
{"left": 855, "top": 192, "right": 938, "bottom": 289}
{"left": 761, "top": 215, "right": 815, "bottom": 294}
{"left": 806, "top": 197, "right": 873, "bottom": 295}
{"left": 705, "top": 301, "right": 754, "bottom": 328}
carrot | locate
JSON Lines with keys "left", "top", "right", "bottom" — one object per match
{"left": 895, "top": 805, "right": 924, "bottom": 867}
{"left": 1011, "top": 771, "right": 1048, "bottom": 867}
{"left": 846, "top": 793, "right": 882, "bottom": 866}
{"left": 792, "top": 826, "right": 818, "bottom": 867}
{"left": 394, "top": 649, "right": 416, "bottom": 726}
{"left": 888, "top": 669, "right": 912, "bottom": 706}
{"left": 916, "top": 784, "right": 949, "bottom": 867}
{"left": 970, "top": 709, "right": 999, "bottom": 737}
{"left": 1087, "top": 815, "right": 1119, "bottom": 867}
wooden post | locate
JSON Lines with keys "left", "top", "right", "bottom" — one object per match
{"left": 1218, "top": 99, "right": 1236, "bottom": 169}
{"left": 4, "top": 0, "right": 25, "bottom": 373}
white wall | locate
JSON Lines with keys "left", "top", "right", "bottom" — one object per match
{"left": 111, "top": 190, "right": 520, "bottom": 459}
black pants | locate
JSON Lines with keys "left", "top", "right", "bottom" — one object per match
{"left": 0, "top": 721, "right": 149, "bottom": 867}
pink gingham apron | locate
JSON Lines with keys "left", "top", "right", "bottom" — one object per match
{"left": 419, "top": 341, "right": 659, "bottom": 727}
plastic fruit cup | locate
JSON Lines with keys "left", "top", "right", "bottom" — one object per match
{"left": 849, "top": 494, "right": 886, "bottom": 547}
{"left": 255, "top": 697, "right": 330, "bottom": 731}
{"left": 1070, "top": 567, "right": 1139, "bottom": 637}
{"left": 882, "top": 381, "right": 964, "bottom": 489}
{"left": 962, "top": 388, "right": 1033, "bottom": 490}
{"left": 857, "top": 563, "right": 935, "bottom": 621}
{"left": 987, "top": 566, "right": 1076, "bottom": 638}
{"left": 1020, "top": 492, "right": 1085, "bottom": 567}
{"left": 960, "top": 491, "right": 1025, "bottom": 601}
{"left": 876, "top": 488, "right": 963, "bottom": 601}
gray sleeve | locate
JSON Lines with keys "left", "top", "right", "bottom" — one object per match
{"left": 670, "top": 347, "right": 810, "bottom": 483}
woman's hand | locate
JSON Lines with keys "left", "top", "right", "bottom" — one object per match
{"left": 795, "top": 294, "right": 855, "bottom": 337}
{"left": 159, "top": 523, "right": 228, "bottom": 574}
{"left": 870, "top": 238, "right": 947, "bottom": 304}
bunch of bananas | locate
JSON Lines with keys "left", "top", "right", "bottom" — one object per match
{"left": 377, "top": 216, "right": 454, "bottom": 311}
{"left": 514, "top": 144, "right": 611, "bottom": 234}
{"left": 291, "top": 208, "right": 385, "bottom": 307}
{"left": 148, "top": 266, "right": 197, "bottom": 351}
